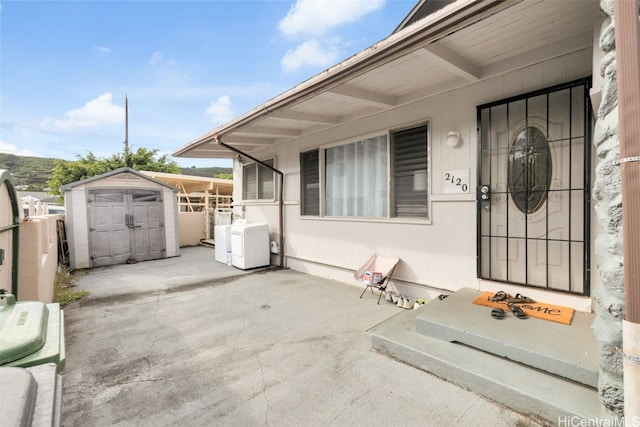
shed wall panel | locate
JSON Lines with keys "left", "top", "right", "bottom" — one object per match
{"left": 69, "top": 188, "right": 90, "bottom": 269}
{"left": 163, "top": 188, "right": 179, "bottom": 257}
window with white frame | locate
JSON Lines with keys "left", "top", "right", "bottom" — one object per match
{"left": 243, "top": 159, "right": 275, "bottom": 201}
{"left": 300, "top": 123, "right": 429, "bottom": 219}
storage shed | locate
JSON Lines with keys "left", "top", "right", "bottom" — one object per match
{"left": 62, "top": 167, "right": 179, "bottom": 270}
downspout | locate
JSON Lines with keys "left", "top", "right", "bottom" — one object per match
{"left": 614, "top": 0, "right": 640, "bottom": 421}
{"left": 215, "top": 137, "right": 285, "bottom": 269}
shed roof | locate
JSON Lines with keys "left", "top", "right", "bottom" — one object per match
{"left": 60, "top": 167, "right": 179, "bottom": 192}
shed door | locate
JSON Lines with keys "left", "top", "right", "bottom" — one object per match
{"left": 89, "top": 189, "right": 165, "bottom": 267}
{"left": 88, "top": 190, "right": 129, "bottom": 267}
{"left": 129, "top": 190, "right": 165, "bottom": 262}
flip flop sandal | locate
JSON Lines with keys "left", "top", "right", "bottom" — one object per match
{"left": 508, "top": 303, "right": 528, "bottom": 319}
{"left": 488, "top": 291, "right": 510, "bottom": 302}
{"left": 506, "top": 293, "right": 535, "bottom": 304}
{"left": 491, "top": 308, "right": 505, "bottom": 319}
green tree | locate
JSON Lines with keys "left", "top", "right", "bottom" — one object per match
{"left": 47, "top": 147, "right": 180, "bottom": 196}
{"left": 215, "top": 173, "right": 233, "bottom": 180}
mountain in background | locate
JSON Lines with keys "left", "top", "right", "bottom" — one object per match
{"left": 0, "top": 154, "right": 56, "bottom": 190}
{"left": 0, "top": 153, "right": 232, "bottom": 191}
{"left": 177, "top": 165, "right": 234, "bottom": 179}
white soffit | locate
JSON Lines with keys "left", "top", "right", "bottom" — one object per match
{"left": 173, "top": 0, "right": 603, "bottom": 160}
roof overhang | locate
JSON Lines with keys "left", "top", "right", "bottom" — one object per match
{"left": 173, "top": 0, "right": 604, "bottom": 160}
{"left": 60, "top": 167, "right": 179, "bottom": 192}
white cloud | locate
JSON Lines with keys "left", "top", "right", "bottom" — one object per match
{"left": 279, "top": 0, "right": 385, "bottom": 37}
{"left": 150, "top": 50, "right": 164, "bottom": 65}
{"left": 205, "top": 96, "right": 234, "bottom": 125}
{"left": 93, "top": 45, "right": 110, "bottom": 54}
{"left": 281, "top": 39, "right": 340, "bottom": 73}
{"left": 42, "top": 93, "right": 125, "bottom": 131}
{"left": 0, "top": 140, "right": 37, "bottom": 156}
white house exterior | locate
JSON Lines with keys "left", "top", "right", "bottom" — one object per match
{"left": 62, "top": 168, "right": 180, "bottom": 270}
{"left": 175, "top": 0, "right": 606, "bottom": 313}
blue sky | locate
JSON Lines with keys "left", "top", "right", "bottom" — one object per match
{"left": 0, "top": 0, "right": 415, "bottom": 168}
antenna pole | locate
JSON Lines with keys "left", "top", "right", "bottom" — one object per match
{"left": 123, "top": 94, "right": 131, "bottom": 167}
{"left": 124, "top": 94, "right": 129, "bottom": 151}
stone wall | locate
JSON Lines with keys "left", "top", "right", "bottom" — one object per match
{"left": 591, "top": 0, "right": 625, "bottom": 416}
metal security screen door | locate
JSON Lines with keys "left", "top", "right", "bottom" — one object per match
{"left": 477, "top": 79, "right": 592, "bottom": 295}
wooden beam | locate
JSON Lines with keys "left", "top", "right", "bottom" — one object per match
{"left": 269, "top": 110, "right": 339, "bottom": 125}
{"left": 323, "top": 85, "right": 396, "bottom": 108}
{"left": 235, "top": 126, "right": 301, "bottom": 138}
{"left": 417, "top": 44, "right": 481, "bottom": 81}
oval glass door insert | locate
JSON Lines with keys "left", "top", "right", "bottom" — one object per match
{"left": 508, "top": 126, "right": 552, "bottom": 214}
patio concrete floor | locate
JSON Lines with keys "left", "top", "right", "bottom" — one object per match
{"left": 61, "top": 246, "right": 546, "bottom": 426}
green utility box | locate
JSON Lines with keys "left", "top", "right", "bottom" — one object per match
{"left": 0, "top": 293, "right": 66, "bottom": 372}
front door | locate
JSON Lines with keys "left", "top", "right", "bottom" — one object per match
{"left": 89, "top": 189, "right": 165, "bottom": 267}
{"left": 477, "top": 79, "right": 592, "bottom": 295}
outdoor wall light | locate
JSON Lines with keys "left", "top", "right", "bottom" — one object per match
{"left": 446, "top": 131, "right": 461, "bottom": 148}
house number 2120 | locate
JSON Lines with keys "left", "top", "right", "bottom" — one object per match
{"left": 444, "top": 169, "right": 470, "bottom": 194}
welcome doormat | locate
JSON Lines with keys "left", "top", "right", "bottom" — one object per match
{"left": 472, "top": 292, "right": 574, "bottom": 325}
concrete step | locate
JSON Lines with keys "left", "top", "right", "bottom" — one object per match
{"left": 415, "top": 288, "right": 598, "bottom": 388}
{"left": 1, "top": 363, "right": 62, "bottom": 427}
{"left": 27, "top": 363, "right": 63, "bottom": 427}
{"left": 371, "top": 303, "right": 603, "bottom": 424}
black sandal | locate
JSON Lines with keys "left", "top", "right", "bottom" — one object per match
{"left": 506, "top": 293, "right": 535, "bottom": 304}
{"left": 508, "top": 303, "right": 528, "bottom": 319}
{"left": 491, "top": 308, "right": 505, "bottom": 319}
{"left": 488, "top": 291, "right": 510, "bottom": 302}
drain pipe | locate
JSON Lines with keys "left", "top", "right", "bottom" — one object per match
{"left": 614, "top": 0, "right": 640, "bottom": 421}
{"left": 215, "top": 137, "right": 285, "bottom": 268}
